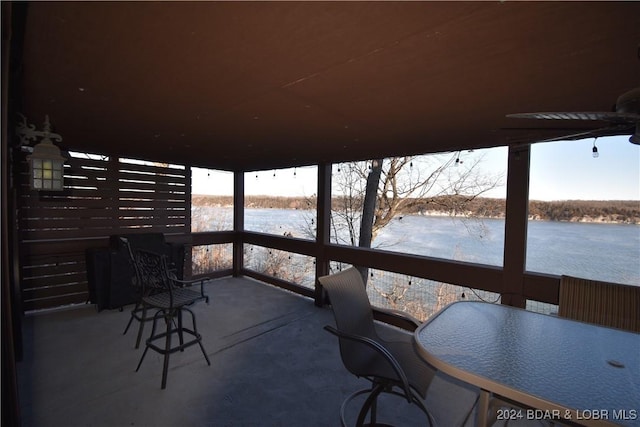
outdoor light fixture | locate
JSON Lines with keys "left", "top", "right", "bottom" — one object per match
{"left": 592, "top": 139, "right": 599, "bottom": 158}
{"left": 16, "top": 114, "right": 66, "bottom": 191}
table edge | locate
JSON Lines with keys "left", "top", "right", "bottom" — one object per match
{"left": 413, "top": 301, "right": 622, "bottom": 427}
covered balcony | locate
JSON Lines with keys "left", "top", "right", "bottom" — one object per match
{"left": 2, "top": 2, "right": 639, "bottom": 426}
{"left": 19, "top": 276, "right": 483, "bottom": 426}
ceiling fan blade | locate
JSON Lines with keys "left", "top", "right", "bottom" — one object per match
{"left": 507, "top": 111, "right": 640, "bottom": 123}
{"left": 535, "top": 124, "right": 636, "bottom": 143}
{"left": 506, "top": 87, "right": 640, "bottom": 144}
{"left": 536, "top": 132, "right": 599, "bottom": 143}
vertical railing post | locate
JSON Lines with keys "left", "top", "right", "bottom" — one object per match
{"left": 502, "top": 144, "right": 531, "bottom": 308}
{"left": 315, "top": 162, "right": 332, "bottom": 306}
{"left": 233, "top": 170, "right": 244, "bottom": 277}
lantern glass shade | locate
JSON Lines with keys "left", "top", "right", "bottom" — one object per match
{"left": 28, "top": 139, "right": 65, "bottom": 191}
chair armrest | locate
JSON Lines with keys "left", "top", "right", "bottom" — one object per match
{"left": 324, "top": 325, "right": 412, "bottom": 403}
{"left": 373, "top": 307, "right": 421, "bottom": 332}
{"left": 169, "top": 277, "right": 209, "bottom": 303}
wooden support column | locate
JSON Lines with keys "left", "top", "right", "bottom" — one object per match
{"left": 2, "top": 3, "right": 23, "bottom": 424}
{"left": 502, "top": 144, "right": 531, "bottom": 308}
{"left": 232, "top": 170, "right": 244, "bottom": 277}
{"left": 183, "top": 166, "right": 193, "bottom": 278}
{"left": 315, "top": 163, "right": 332, "bottom": 306}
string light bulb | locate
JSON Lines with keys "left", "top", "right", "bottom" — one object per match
{"left": 592, "top": 139, "right": 599, "bottom": 158}
{"left": 455, "top": 152, "right": 462, "bottom": 166}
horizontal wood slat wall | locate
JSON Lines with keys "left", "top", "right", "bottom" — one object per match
{"left": 17, "top": 153, "right": 191, "bottom": 311}
{"left": 558, "top": 275, "right": 640, "bottom": 332}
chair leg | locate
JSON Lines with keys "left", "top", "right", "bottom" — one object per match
{"left": 340, "top": 389, "right": 369, "bottom": 427}
{"left": 198, "top": 341, "right": 211, "bottom": 366}
{"left": 370, "top": 393, "right": 378, "bottom": 425}
{"left": 183, "top": 307, "right": 210, "bottom": 365}
{"left": 190, "top": 308, "right": 210, "bottom": 365}
{"left": 123, "top": 302, "right": 153, "bottom": 349}
{"left": 123, "top": 302, "right": 140, "bottom": 335}
{"left": 135, "top": 305, "right": 148, "bottom": 349}
{"left": 136, "top": 309, "right": 161, "bottom": 372}
{"left": 410, "top": 389, "right": 435, "bottom": 427}
{"left": 356, "top": 383, "right": 385, "bottom": 427}
{"left": 161, "top": 311, "right": 172, "bottom": 389}
{"left": 177, "top": 309, "right": 185, "bottom": 351}
{"left": 136, "top": 307, "right": 209, "bottom": 389}
{"left": 345, "top": 383, "right": 434, "bottom": 427}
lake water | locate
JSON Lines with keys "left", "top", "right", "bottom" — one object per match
{"left": 193, "top": 207, "right": 640, "bottom": 287}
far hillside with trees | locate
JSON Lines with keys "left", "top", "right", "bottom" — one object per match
{"left": 192, "top": 195, "right": 639, "bottom": 224}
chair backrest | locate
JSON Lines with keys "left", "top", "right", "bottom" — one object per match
{"left": 559, "top": 275, "right": 640, "bottom": 333}
{"left": 319, "top": 267, "right": 378, "bottom": 339}
{"left": 111, "top": 233, "right": 186, "bottom": 280}
{"left": 133, "top": 249, "right": 172, "bottom": 294}
{"left": 319, "top": 267, "right": 382, "bottom": 376}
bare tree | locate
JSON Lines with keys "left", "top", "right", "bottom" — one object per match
{"left": 331, "top": 151, "right": 503, "bottom": 283}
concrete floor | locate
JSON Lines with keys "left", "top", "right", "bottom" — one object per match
{"left": 17, "top": 276, "right": 524, "bottom": 427}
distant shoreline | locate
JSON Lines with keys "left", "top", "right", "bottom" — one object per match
{"left": 192, "top": 195, "right": 640, "bottom": 225}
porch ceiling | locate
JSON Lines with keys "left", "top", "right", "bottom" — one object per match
{"left": 16, "top": 1, "right": 640, "bottom": 171}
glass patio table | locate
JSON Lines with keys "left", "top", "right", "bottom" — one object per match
{"left": 414, "top": 301, "right": 640, "bottom": 427}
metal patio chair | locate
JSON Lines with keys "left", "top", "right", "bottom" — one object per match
{"left": 133, "top": 249, "right": 211, "bottom": 389}
{"left": 121, "top": 237, "right": 209, "bottom": 348}
{"left": 319, "top": 267, "right": 437, "bottom": 427}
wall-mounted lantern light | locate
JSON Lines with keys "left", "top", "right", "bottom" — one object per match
{"left": 16, "top": 115, "right": 66, "bottom": 191}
